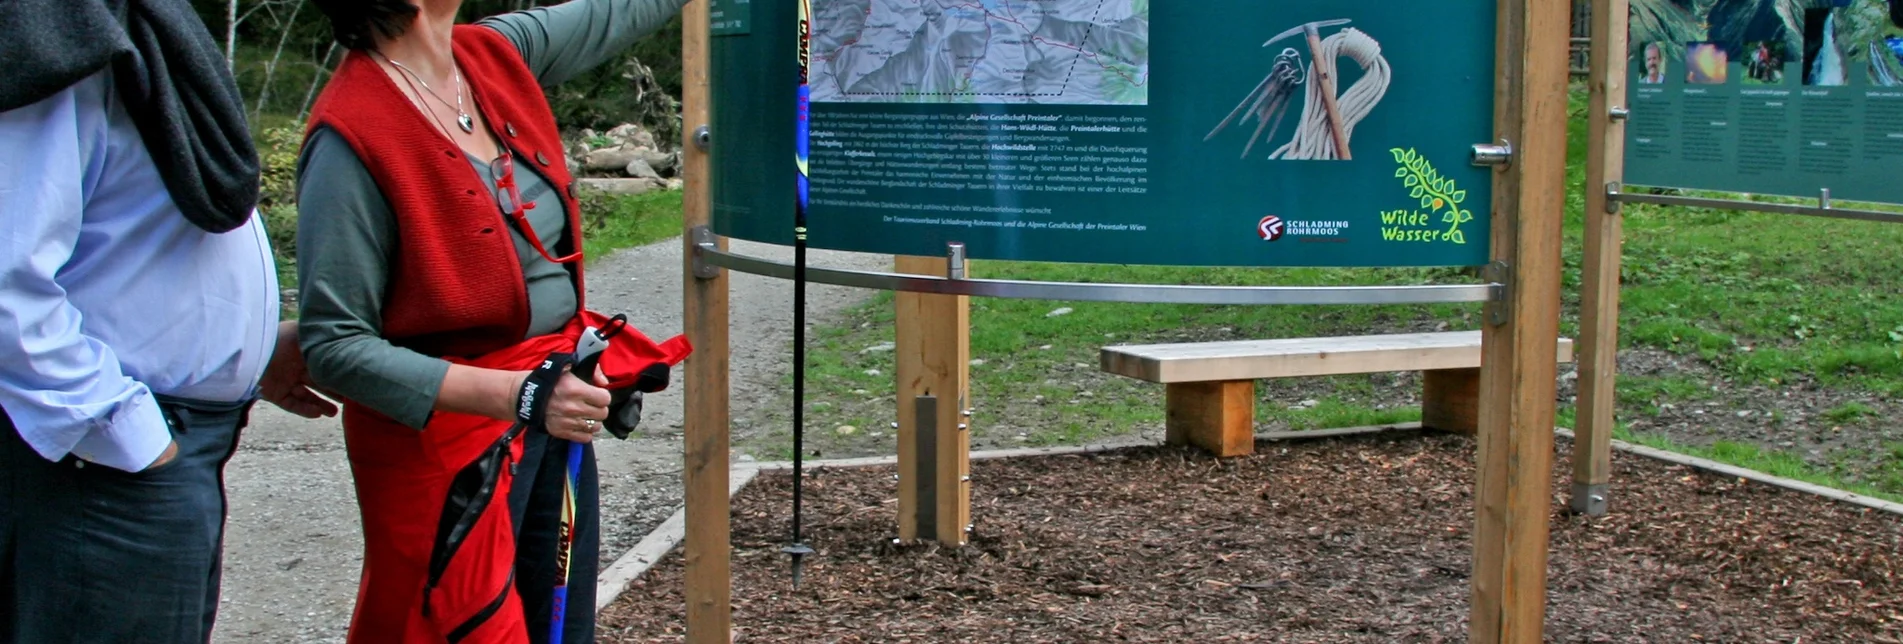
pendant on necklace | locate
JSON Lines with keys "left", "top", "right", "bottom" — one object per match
{"left": 457, "top": 113, "right": 475, "bottom": 133}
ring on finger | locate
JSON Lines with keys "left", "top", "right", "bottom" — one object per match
{"left": 583, "top": 418, "right": 597, "bottom": 429}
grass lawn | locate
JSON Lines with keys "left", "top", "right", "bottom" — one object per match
{"left": 579, "top": 188, "right": 686, "bottom": 261}
{"left": 736, "top": 84, "right": 1903, "bottom": 502}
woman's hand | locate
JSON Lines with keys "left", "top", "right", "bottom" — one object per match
{"left": 541, "top": 368, "right": 612, "bottom": 443}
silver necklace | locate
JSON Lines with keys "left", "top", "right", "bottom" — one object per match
{"left": 383, "top": 55, "right": 474, "bottom": 133}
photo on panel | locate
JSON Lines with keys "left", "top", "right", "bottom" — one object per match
{"left": 1873, "top": 0, "right": 1903, "bottom": 86}
{"left": 1639, "top": 41, "right": 1669, "bottom": 84}
{"left": 1686, "top": 41, "right": 1729, "bottom": 84}
{"left": 1802, "top": 7, "right": 1849, "bottom": 86}
{"left": 1743, "top": 40, "right": 1789, "bottom": 84}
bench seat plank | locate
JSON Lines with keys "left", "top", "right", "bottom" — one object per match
{"left": 1100, "top": 330, "right": 1574, "bottom": 383}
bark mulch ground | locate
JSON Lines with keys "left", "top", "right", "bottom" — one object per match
{"left": 598, "top": 430, "right": 1903, "bottom": 643}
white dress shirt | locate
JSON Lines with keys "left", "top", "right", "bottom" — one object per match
{"left": 0, "top": 69, "right": 279, "bottom": 473}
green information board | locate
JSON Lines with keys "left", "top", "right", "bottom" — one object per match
{"left": 711, "top": 0, "right": 1499, "bottom": 267}
{"left": 1624, "top": 0, "right": 1903, "bottom": 204}
{"left": 709, "top": 0, "right": 751, "bottom": 35}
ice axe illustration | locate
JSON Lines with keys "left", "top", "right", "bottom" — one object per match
{"left": 1265, "top": 18, "right": 1354, "bottom": 160}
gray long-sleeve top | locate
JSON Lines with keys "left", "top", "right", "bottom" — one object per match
{"left": 295, "top": 0, "right": 686, "bottom": 428}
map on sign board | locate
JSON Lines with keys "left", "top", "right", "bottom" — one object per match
{"left": 807, "top": 0, "right": 1149, "bottom": 105}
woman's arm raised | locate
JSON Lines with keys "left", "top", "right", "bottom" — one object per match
{"left": 480, "top": 0, "right": 691, "bottom": 88}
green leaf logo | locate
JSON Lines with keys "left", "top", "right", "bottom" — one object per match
{"left": 1389, "top": 147, "right": 1473, "bottom": 245}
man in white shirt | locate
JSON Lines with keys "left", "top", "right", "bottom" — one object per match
{"left": 0, "top": 0, "right": 336, "bottom": 641}
{"left": 1641, "top": 42, "right": 1666, "bottom": 84}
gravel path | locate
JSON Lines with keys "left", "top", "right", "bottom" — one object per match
{"left": 211, "top": 236, "right": 890, "bottom": 643}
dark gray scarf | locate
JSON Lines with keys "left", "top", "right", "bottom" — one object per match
{"left": 0, "top": 0, "right": 259, "bottom": 234}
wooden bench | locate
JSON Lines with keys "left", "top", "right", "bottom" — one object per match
{"left": 1099, "top": 330, "right": 1575, "bottom": 457}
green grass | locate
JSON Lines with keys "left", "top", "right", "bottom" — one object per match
{"left": 580, "top": 189, "right": 685, "bottom": 262}
{"left": 742, "top": 82, "right": 1903, "bottom": 504}
{"left": 1609, "top": 426, "right": 1903, "bottom": 504}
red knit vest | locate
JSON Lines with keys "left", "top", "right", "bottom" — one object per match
{"left": 305, "top": 25, "right": 587, "bottom": 359}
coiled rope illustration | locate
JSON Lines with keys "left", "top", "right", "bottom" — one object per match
{"left": 1271, "top": 27, "right": 1389, "bottom": 160}
{"left": 1206, "top": 20, "right": 1390, "bottom": 161}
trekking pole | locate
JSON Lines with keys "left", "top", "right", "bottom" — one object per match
{"left": 549, "top": 319, "right": 619, "bottom": 643}
{"left": 782, "top": 0, "right": 816, "bottom": 590}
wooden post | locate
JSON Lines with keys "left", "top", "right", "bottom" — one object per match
{"left": 1421, "top": 368, "right": 1481, "bottom": 436}
{"left": 1572, "top": 0, "right": 1629, "bottom": 517}
{"left": 1469, "top": 0, "right": 1568, "bottom": 640}
{"left": 894, "top": 255, "right": 971, "bottom": 545}
{"left": 1163, "top": 381, "right": 1256, "bottom": 457}
{"left": 679, "top": 1, "right": 731, "bottom": 641}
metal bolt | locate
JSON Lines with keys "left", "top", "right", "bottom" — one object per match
{"left": 961, "top": 475, "right": 971, "bottom": 482}
{"left": 1471, "top": 140, "right": 1513, "bottom": 167}
{"left": 957, "top": 423, "right": 968, "bottom": 430}
{"left": 946, "top": 242, "right": 967, "bottom": 280}
{"left": 891, "top": 422, "right": 900, "bottom": 429}
{"left": 692, "top": 125, "right": 711, "bottom": 151}
{"left": 1608, "top": 106, "right": 1630, "bottom": 121}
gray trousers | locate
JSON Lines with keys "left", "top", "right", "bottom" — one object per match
{"left": 0, "top": 395, "right": 251, "bottom": 644}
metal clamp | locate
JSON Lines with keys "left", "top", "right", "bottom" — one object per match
{"left": 1483, "top": 260, "right": 1511, "bottom": 327}
{"left": 692, "top": 125, "right": 711, "bottom": 151}
{"left": 690, "top": 226, "right": 721, "bottom": 279}
{"left": 1608, "top": 106, "right": 1630, "bottom": 121}
{"left": 1604, "top": 181, "right": 1624, "bottom": 215}
{"left": 1471, "top": 139, "right": 1513, "bottom": 167}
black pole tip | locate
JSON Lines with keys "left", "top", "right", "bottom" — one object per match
{"left": 781, "top": 543, "right": 815, "bottom": 589}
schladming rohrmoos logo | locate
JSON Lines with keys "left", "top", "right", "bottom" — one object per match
{"left": 1257, "top": 215, "right": 1285, "bottom": 241}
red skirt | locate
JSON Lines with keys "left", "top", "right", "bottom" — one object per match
{"left": 339, "top": 310, "right": 690, "bottom": 643}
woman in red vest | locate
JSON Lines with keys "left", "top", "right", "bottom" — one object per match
{"left": 295, "top": 1, "right": 690, "bottom": 641}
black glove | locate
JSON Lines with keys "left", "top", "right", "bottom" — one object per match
{"left": 603, "top": 362, "right": 671, "bottom": 439}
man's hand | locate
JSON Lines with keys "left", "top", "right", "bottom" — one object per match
{"left": 260, "top": 321, "right": 339, "bottom": 418}
{"left": 143, "top": 440, "right": 179, "bottom": 471}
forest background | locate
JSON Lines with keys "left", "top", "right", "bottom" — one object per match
{"left": 193, "top": 0, "right": 687, "bottom": 281}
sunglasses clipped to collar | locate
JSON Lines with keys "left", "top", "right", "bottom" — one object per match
{"left": 490, "top": 150, "right": 581, "bottom": 265}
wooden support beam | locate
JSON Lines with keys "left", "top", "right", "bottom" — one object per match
{"left": 1573, "top": 0, "right": 1630, "bottom": 518}
{"left": 1164, "top": 380, "right": 1255, "bottom": 457}
{"left": 1470, "top": 0, "right": 1569, "bottom": 640}
{"left": 1421, "top": 368, "right": 1481, "bottom": 436}
{"left": 894, "top": 255, "right": 971, "bottom": 545}
{"left": 678, "top": 1, "right": 730, "bottom": 641}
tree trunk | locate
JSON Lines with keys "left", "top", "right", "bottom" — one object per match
{"left": 254, "top": 0, "right": 305, "bottom": 119}
{"left": 226, "top": 0, "right": 239, "bottom": 69}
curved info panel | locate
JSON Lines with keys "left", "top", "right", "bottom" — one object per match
{"left": 708, "top": 0, "right": 1499, "bottom": 267}
{"left": 1623, "top": 0, "right": 1903, "bottom": 206}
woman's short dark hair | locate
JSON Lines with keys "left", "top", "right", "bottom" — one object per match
{"left": 312, "top": 0, "right": 420, "bottom": 51}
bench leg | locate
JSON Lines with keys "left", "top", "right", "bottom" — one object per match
{"left": 1422, "top": 367, "right": 1480, "bottom": 435}
{"left": 1165, "top": 381, "right": 1255, "bottom": 457}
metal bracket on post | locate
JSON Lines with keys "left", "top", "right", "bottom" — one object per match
{"left": 1604, "top": 181, "right": 1624, "bottom": 215}
{"left": 1471, "top": 139, "right": 1513, "bottom": 168}
{"left": 692, "top": 125, "right": 711, "bottom": 152}
{"left": 1483, "top": 260, "right": 1511, "bottom": 327}
{"left": 1608, "top": 106, "right": 1630, "bottom": 121}
{"left": 690, "top": 226, "right": 720, "bottom": 279}
{"left": 1820, "top": 188, "right": 1832, "bottom": 210}
{"left": 1571, "top": 483, "right": 1608, "bottom": 516}
{"left": 946, "top": 242, "right": 967, "bottom": 280}
{"left": 912, "top": 394, "right": 939, "bottom": 540}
